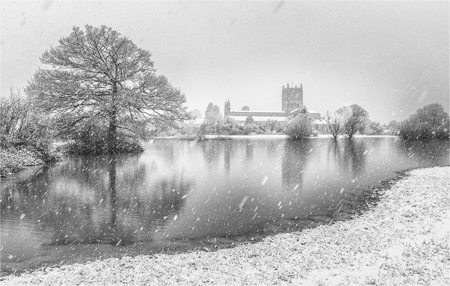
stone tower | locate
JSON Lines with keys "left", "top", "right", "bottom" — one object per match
{"left": 282, "top": 83, "right": 303, "bottom": 113}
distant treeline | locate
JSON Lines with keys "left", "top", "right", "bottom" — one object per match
{"left": 1, "top": 89, "right": 448, "bottom": 158}
{"left": 179, "top": 102, "right": 449, "bottom": 141}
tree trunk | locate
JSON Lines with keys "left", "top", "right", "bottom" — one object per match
{"left": 108, "top": 112, "right": 117, "bottom": 154}
{"left": 108, "top": 83, "right": 118, "bottom": 154}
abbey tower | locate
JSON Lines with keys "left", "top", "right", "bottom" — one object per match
{"left": 282, "top": 83, "right": 303, "bottom": 113}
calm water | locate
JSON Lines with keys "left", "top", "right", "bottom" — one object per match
{"left": 1, "top": 137, "right": 448, "bottom": 268}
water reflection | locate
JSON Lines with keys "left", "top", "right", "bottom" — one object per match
{"left": 1, "top": 138, "right": 448, "bottom": 266}
{"left": 1, "top": 153, "right": 196, "bottom": 263}
{"left": 342, "top": 140, "right": 367, "bottom": 177}
{"left": 224, "top": 141, "right": 231, "bottom": 174}
{"left": 200, "top": 140, "right": 222, "bottom": 166}
{"left": 282, "top": 140, "right": 312, "bottom": 192}
{"left": 245, "top": 140, "right": 254, "bottom": 161}
{"left": 398, "top": 140, "right": 449, "bottom": 165}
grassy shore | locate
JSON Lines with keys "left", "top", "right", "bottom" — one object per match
{"left": 1, "top": 166, "right": 449, "bottom": 285}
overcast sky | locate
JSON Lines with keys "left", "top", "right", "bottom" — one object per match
{"left": 1, "top": 1, "right": 448, "bottom": 123}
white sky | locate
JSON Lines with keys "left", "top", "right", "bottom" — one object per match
{"left": 1, "top": 1, "right": 448, "bottom": 123}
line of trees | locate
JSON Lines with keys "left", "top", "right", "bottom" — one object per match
{"left": 179, "top": 102, "right": 449, "bottom": 141}
{"left": 286, "top": 104, "right": 382, "bottom": 140}
{"left": 324, "top": 103, "right": 449, "bottom": 141}
{"left": 324, "top": 104, "right": 370, "bottom": 140}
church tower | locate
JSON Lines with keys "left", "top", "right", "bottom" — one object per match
{"left": 282, "top": 83, "right": 303, "bottom": 113}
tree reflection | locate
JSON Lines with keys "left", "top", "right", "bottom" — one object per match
{"left": 398, "top": 140, "right": 450, "bottom": 166}
{"left": 0, "top": 164, "right": 52, "bottom": 221}
{"left": 200, "top": 140, "right": 222, "bottom": 166}
{"left": 245, "top": 140, "right": 254, "bottom": 161}
{"left": 148, "top": 175, "right": 192, "bottom": 221}
{"left": 107, "top": 154, "right": 126, "bottom": 245}
{"left": 0, "top": 152, "right": 197, "bottom": 248}
{"left": 222, "top": 140, "right": 239, "bottom": 175}
{"left": 153, "top": 141, "right": 175, "bottom": 163}
{"left": 327, "top": 139, "right": 341, "bottom": 167}
{"left": 336, "top": 139, "right": 367, "bottom": 178}
{"left": 224, "top": 141, "right": 232, "bottom": 175}
{"left": 266, "top": 140, "right": 281, "bottom": 159}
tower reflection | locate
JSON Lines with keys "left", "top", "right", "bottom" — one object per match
{"left": 282, "top": 139, "right": 312, "bottom": 192}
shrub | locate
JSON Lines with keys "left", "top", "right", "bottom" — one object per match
{"left": 0, "top": 89, "right": 55, "bottom": 162}
{"left": 0, "top": 89, "right": 52, "bottom": 146}
{"left": 398, "top": 104, "right": 449, "bottom": 141}
{"left": 284, "top": 113, "right": 312, "bottom": 139}
{"left": 64, "top": 126, "right": 143, "bottom": 155}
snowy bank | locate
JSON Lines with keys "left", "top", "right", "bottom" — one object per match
{"left": 0, "top": 146, "right": 47, "bottom": 178}
{"left": 1, "top": 166, "right": 449, "bottom": 285}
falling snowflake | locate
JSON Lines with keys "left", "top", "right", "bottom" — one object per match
{"left": 261, "top": 176, "right": 268, "bottom": 186}
{"left": 239, "top": 196, "right": 248, "bottom": 211}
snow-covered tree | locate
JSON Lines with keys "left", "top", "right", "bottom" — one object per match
{"left": 399, "top": 103, "right": 449, "bottom": 140}
{"left": 325, "top": 108, "right": 351, "bottom": 140}
{"left": 285, "top": 113, "right": 312, "bottom": 139}
{"left": 341, "top": 104, "right": 369, "bottom": 139}
{"left": 26, "top": 25, "right": 189, "bottom": 154}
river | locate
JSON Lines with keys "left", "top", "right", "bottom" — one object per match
{"left": 1, "top": 137, "right": 448, "bottom": 271}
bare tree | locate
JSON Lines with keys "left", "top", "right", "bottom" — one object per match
{"left": 26, "top": 25, "right": 189, "bottom": 153}
{"left": 326, "top": 107, "right": 353, "bottom": 140}
{"left": 325, "top": 110, "right": 344, "bottom": 140}
{"left": 0, "top": 88, "right": 50, "bottom": 144}
{"left": 340, "top": 104, "right": 369, "bottom": 139}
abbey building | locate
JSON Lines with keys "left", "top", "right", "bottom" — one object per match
{"left": 224, "top": 83, "right": 322, "bottom": 124}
